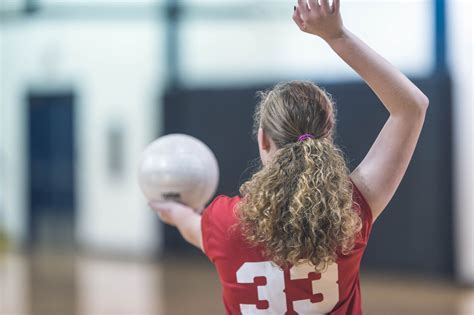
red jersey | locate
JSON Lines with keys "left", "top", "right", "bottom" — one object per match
{"left": 201, "top": 183, "right": 373, "bottom": 315}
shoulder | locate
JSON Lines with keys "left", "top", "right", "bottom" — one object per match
{"left": 204, "top": 194, "right": 241, "bottom": 216}
{"left": 203, "top": 194, "right": 241, "bottom": 228}
{"left": 201, "top": 195, "right": 241, "bottom": 261}
{"left": 208, "top": 194, "right": 241, "bottom": 208}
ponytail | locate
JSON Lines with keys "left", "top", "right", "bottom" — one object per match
{"left": 237, "top": 137, "right": 362, "bottom": 270}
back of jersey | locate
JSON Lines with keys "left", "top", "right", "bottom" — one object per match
{"left": 202, "top": 184, "right": 373, "bottom": 315}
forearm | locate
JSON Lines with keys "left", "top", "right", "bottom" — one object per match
{"left": 150, "top": 201, "right": 204, "bottom": 250}
{"left": 175, "top": 212, "right": 202, "bottom": 250}
{"left": 326, "top": 28, "right": 429, "bottom": 115}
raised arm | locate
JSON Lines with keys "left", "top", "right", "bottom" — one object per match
{"left": 293, "top": 0, "right": 429, "bottom": 221}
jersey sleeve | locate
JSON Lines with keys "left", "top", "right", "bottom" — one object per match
{"left": 351, "top": 181, "right": 373, "bottom": 243}
{"left": 201, "top": 195, "right": 236, "bottom": 263}
{"left": 201, "top": 195, "right": 221, "bottom": 260}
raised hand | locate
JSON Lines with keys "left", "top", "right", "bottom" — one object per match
{"left": 293, "top": 0, "right": 429, "bottom": 222}
{"left": 293, "top": 0, "right": 345, "bottom": 42}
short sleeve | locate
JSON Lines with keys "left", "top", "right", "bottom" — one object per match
{"left": 201, "top": 195, "right": 239, "bottom": 262}
{"left": 351, "top": 181, "right": 373, "bottom": 243}
{"left": 201, "top": 195, "right": 223, "bottom": 260}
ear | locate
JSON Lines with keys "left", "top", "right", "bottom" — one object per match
{"left": 258, "top": 127, "right": 271, "bottom": 152}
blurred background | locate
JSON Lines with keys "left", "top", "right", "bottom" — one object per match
{"left": 0, "top": 0, "right": 472, "bottom": 314}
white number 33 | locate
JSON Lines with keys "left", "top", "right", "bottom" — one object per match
{"left": 236, "top": 261, "right": 339, "bottom": 314}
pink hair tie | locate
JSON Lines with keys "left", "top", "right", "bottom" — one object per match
{"left": 297, "top": 133, "right": 315, "bottom": 142}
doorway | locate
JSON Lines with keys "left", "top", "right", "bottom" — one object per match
{"left": 27, "top": 91, "right": 76, "bottom": 251}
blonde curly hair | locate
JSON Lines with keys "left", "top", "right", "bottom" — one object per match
{"left": 237, "top": 80, "right": 362, "bottom": 271}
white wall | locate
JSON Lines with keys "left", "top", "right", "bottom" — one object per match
{"left": 180, "top": 0, "right": 434, "bottom": 87}
{"left": 448, "top": 0, "right": 474, "bottom": 284}
{"left": 0, "top": 0, "right": 24, "bottom": 12}
{"left": 0, "top": 18, "right": 164, "bottom": 256}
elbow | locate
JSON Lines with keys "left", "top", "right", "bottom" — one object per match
{"left": 408, "top": 93, "right": 429, "bottom": 117}
{"left": 178, "top": 218, "right": 201, "bottom": 248}
{"left": 179, "top": 225, "right": 194, "bottom": 244}
{"left": 392, "top": 94, "right": 429, "bottom": 118}
{"left": 182, "top": 229, "right": 200, "bottom": 248}
{"left": 418, "top": 93, "right": 430, "bottom": 112}
{"left": 183, "top": 230, "right": 196, "bottom": 245}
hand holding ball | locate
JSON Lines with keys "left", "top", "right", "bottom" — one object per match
{"left": 137, "top": 134, "right": 219, "bottom": 212}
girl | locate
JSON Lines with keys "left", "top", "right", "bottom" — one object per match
{"left": 150, "top": 0, "right": 429, "bottom": 314}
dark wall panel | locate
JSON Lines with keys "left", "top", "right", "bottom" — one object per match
{"left": 27, "top": 91, "right": 76, "bottom": 250}
{"left": 163, "top": 73, "right": 453, "bottom": 276}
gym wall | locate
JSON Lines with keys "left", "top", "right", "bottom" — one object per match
{"left": 163, "top": 72, "right": 454, "bottom": 277}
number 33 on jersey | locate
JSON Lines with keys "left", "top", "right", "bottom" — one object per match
{"left": 236, "top": 261, "right": 339, "bottom": 314}
{"left": 202, "top": 192, "right": 373, "bottom": 315}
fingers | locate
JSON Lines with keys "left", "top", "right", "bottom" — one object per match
{"left": 149, "top": 201, "right": 176, "bottom": 225}
{"left": 319, "top": 0, "right": 330, "bottom": 13}
{"left": 292, "top": 6, "right": 305, "bottom": 30}
{"left": 297, "top": 0, "right": 310, "bottom": 19}
{"left": 333, "top": 0, "right": 340, "bottom": 14}
{"left": 148, "top": 200, "right": 172, "bottom": 211}
{"left": 157, "top": 211, "right": 174, "bottom": 226}
{"left": 149, "top": 200, "right": 196, "bottom": 216}
{"left": 307, "top": 0, "right": 320, "bottom": 11}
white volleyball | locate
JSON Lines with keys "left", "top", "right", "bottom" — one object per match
{"left": 137, "top": 134, "right": 219, "bottom": 211}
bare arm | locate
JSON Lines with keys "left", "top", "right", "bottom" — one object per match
{"left": 293, "top": 0, "right": 429, "bottom": 221}
{"left": 149, "top": 201, "right": 203, "bottom": 250}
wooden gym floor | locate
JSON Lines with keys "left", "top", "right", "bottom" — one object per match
{"left": 1, "top": 251, "right": 473, "bottom": 315}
